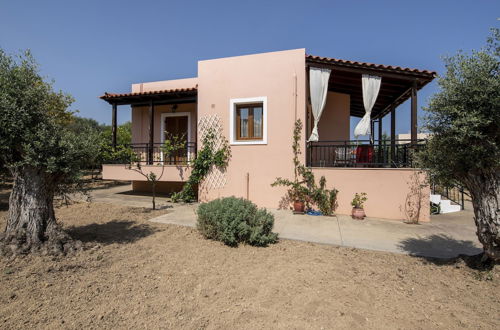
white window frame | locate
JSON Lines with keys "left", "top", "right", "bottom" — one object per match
{"left": 229, "top": 96, "right": 268, "bottom": 145}
{"left": 160, "top": 112, "right": 192, "bottom": 162}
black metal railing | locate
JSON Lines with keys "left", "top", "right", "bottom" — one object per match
{"left": 306, "top": 139, "right": 426, "bottom": 168}
{"left": 109, "top": 142, "right": 196, "bottom": 165}
{"left": 430, "top": 181, "right": 466, "bottom": 210}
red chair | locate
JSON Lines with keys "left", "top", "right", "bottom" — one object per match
{"left": 356, "top": 145, "right": 374, "bottom": 165}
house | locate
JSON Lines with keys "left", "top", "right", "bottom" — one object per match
{"left": 100, "top": 49, "right": 436, "bottom": 222}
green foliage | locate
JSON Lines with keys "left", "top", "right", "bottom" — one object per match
{"left": 196, "top": 197, "right": 278, "bottom": 247}
{"left": 418, "top": 28, "right": 500, "bottom": 186}
{"left": 100, "top": 121, "right": 132, "bottom": 146}
{"left": 128, "top": 133, "right": 187, "bottom": 209}
{"left": 97, "top": 122, "right": 134, "bottom": 165}
{"left": 172, "top": 127, "right": 231, "bottom": 202}
{"left": 161, "top": 132, "right": 186, "bottom": 158}
{"left": 0, "top": 49, "right": 97, "bottom": 193}
{"left": 351, "top": 192, "right": 368, "bottom": 208}
{"left": 271, "top": 119, "right": 339, "bottom": 215}
{"left": 68, "top": 116, "right": 102, "bottom": 133}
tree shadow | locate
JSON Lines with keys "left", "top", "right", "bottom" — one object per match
{"left": 67, "top": 220, "right": 158, "bottom": 245}
{"left": 85, "top": 180, "right": 130, "bottom": 191}
{"left": 398, "top": 234, "right": 489, "bottom": 269}
{"left": 0, "top": 190, "right": 10, "bottom": 211}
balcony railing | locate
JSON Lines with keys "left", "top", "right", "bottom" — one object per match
{"left": 306, "top": 139, "right": 426, "bottom": 168}
{"left": 108, "top": 142, "right": 197, "bottom": 165}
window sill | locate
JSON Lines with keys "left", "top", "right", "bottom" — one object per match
{"left": 231, "top": 140, "right": 267, "bottom": 145}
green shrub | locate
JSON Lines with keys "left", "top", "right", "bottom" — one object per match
{"left": 196, "top": 197, "right": 278, "bottom": 247}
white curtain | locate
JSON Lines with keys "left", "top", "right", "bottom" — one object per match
{"left": 308, "top": 67, "right": 331, "bottom": 142}
{"left": 354, "top": 74, "right": 382, "bottom": 138}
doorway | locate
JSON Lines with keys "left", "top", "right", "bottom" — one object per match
{"left": 161, "top": 112, "right": 191, "bottom": 164}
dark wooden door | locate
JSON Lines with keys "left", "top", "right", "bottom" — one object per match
{"left": 164, "top": 116, "right": 188, "bottom": 164}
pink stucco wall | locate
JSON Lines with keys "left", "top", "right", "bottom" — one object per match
{"left": 196, "top": 49, "right": 307, "bottom": 206}
{"left": 131, "top": 103, "right": 197, "bottom": 145}
{"left": 131, "top": 77, "right": 197, "bottom": 93}
{"left": 311, "top": 168, "right": 430, "bottom": 222}
{"left": 317, "top": 92, "right": 350, "bottom": 141}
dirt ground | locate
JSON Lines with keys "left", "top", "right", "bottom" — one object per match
{"left": 0, "top": 199, "right": 499, "bottom": 329}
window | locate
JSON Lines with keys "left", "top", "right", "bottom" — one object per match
{"left": 230, "top": 97, "right": 267, "bottom": 145}
{"left": 236, "top": 103, "right": 263, "bottom": 140}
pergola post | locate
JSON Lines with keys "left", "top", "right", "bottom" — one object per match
{"left": 378, "top": 117, "right": 383, "bottom": 165}
{"left": 370, "top": 119, "right": 375, "bottom": 145}
{"left": 411, "top": 80, "right": 418, "bottom": 145}
{"left": 390, "top": 105, "right": 396, "bottom": 167}
{"left": 148, "top": 100, "right": 155, "bottom": 165}
{"left": 111, "top": 103, "right": 117, "bottom": 150}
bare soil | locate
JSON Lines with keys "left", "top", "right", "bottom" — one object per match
{"left": 0, "top": 200, "right": 499, "bottom": 329}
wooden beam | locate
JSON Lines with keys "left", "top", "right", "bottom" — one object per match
{"left": 111, "top": 103, "right": 117, "bottom": 150}
{"left": 376, "top": 86, "right": 413, "bottom": 119}
{"left": 148, "top": 100, "right": 155, "bottom": 165}
{"left": 330, "top": 76, "right": 410, "bottom": 89}
{"left": 411, "top": 81, "right": 418, "bottom": 144}
{"left": 110, "top": 96, "right": 197, "bottom": 106}
{"left": 307, "top": 62, "right": 434, "bottom": 81}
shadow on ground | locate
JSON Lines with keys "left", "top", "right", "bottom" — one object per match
{"left": 398, "top": 234, "right": 489, "bottom": 269}
{"left": 84, "top": 180, "right": 130, "bottom": 191}
{"left": 116, "top": 190, "right": 171, "bottom": 198}
{"left": 67, "top": 220, "right": 158, "bottom": 244}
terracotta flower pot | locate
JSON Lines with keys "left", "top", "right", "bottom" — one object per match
{"left": 293, "top": 200, "right": 305, "bottom": 214}
{"left": 351, "top": 207, "right": 365, "bottom": 220}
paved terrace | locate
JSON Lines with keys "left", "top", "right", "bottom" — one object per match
{"left": 89, "top": 184, "right": 482, "bottom": 259}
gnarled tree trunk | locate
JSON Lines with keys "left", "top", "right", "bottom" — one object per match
{"left": 465, "top": 171, "right": 500, "bottom": 262}
{"left": 1, "top": 166, "right": 79, "bottom": 255}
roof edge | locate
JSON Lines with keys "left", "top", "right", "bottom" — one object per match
{"left": 306, "top": 54, "right": 436, "bottom": 77}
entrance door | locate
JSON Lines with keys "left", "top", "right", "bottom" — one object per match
{"left": 164, "top": 115, "right": 188, "bottom": 164}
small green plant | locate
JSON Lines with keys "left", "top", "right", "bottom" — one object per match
{"left": 196, "top": 197, "right": 278, "bottom": 247}
{"left": 271, "top": 119, "right": 338, "bottom": 215}
{"left": 351, "top": 192, "right": 368, "bottom": 208}
{"left": 172, "top": 127, "right": 231, "bottom": 202}
{"left": 128, "top": 133, "right": 186, "bottom": 209}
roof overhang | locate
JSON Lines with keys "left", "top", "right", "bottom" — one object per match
{"left": 100, "top": 87, "right": 197, "bottom": 106}
{"left": 306, "top": 55, "right": 436, "bottom": 118}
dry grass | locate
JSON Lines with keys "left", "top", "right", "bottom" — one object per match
{"left": 0, "top": 200, "right": 498, "bottom": 329}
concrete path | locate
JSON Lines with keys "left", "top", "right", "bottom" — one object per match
{"left": 89, "top": 184, "right": 482, "bottom": 259}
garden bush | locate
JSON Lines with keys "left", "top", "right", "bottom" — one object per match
{"left": 196, "top": 197, "right": 278, "bottom": 247}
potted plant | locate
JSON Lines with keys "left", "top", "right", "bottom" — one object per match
{"left": 351, "top": 192, "right": 368, "bottom": 220}
{"left": 291, "top": 185, "right": 308, "bottom": 214}
{"left": 271, "top": 120, "right": 339, "bottom": 215}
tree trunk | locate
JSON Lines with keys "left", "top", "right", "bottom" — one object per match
{"left": 152, "top": 181, "right": 156, "bottom": 210}
{"left": 0, "top": 166, "right": 79, "bottom": 255}
{"left": 466, "top": 171, "right": 500, "bottom": 262}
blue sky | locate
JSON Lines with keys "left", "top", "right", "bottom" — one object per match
{"left": 1, "top": 0, "right": 498, "bottom": 136}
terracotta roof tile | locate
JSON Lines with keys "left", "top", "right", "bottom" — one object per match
{"left": 306, "top": 54, "right": 436, "bottom": 76}
{"left": 100, "top": 87, "right": 197, "bottom": 100}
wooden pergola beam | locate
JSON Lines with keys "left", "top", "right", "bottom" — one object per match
{"left": 307, "top": 62, "right": 434, "bottom": 81}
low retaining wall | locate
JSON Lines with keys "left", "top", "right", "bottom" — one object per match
{"left": 102, "top": 164, "right": 191, "bottom": 182}
{"left": 311, "top": 168, "right": 430, "bottom": 222}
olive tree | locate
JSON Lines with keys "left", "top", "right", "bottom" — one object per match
{"left": 419, "top": 29, "right": 500, "bottom": 261}
{"left": 0, "top": 50, "right": 97, "bottom": 255}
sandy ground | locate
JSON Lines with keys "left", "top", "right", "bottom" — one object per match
{"left": 0, "top": 199, "right": 499, "bottom": 329}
